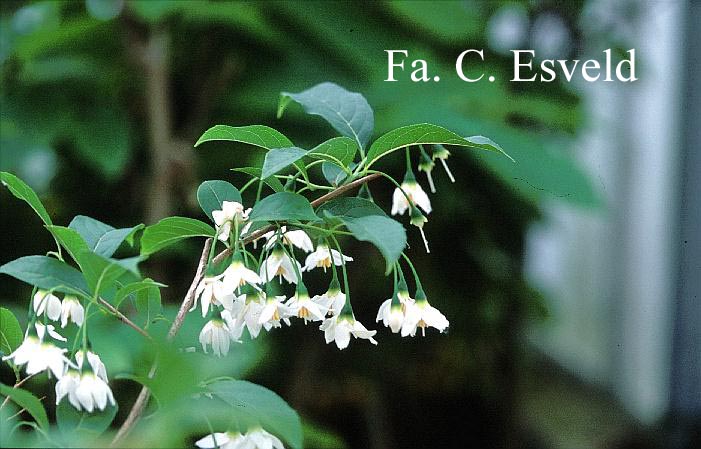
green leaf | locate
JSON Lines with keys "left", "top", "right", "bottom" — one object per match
{"left": 365, "top": 123, "right": 512, "bottom": 168}
{"left": 135, "top": 284, "right": 162, "bottom": 327}
{"left": 141, "top": 217, "right": 214, "bottom": 256}
{"left": 317, "top": 197, "right": 386, "bottom": 218}
{"left": 76, "top": 252, "right": 140, "bottom": 296}
{"left": 56, "top": 399, "right": 118, "bottom": 441}
{"left": 0, "top": 383, "right": 49, "bottom": 431}
{"left": 0, "top": 255, "right": 88, "bottom": 295}
{"left": 321, "top": 161, "right": 349, "bottom": 187}
{"left": 0, "top": 171, "right": 52, "bottom": 226}
{"left": 0, "top": 308, "right": 23, "bottom": 356}
{"left": 114, "top": 279, "right": 167, "bottom": 308}
{"left": 46, "top": 225, "right": 90, "bottom": 264}
{"left": 262, "top": 147, "right": 308, "bottom": 179}
{"left": 197, "top": 180, "right": 243, "bottom": 221}
{"left": 195, "top": 125, "right": 293, "bottom": 150}
{"left": 339, "top": 215, "right": 406, "bottom": 273}
{"left": 67, "top": 215, "right": 141, "bottom": 258}
{"left": 307, "top": 136, "right": 358, "bottom": 166}
{"left": 231, "top": 167, "right": 284, "bottom": 192}
{"left": 463, "top": 135, "right": 515, "bottom": 162}
{"left": 94, "top": 226, "right": 143, "bottom": 258}
{"left": 248, "top": 192, "right": 318, "bottom": 222}
{"left": 206, "top": 379, "right": 303, "bottom": 449}
{"left": 279, "top": 82, "right": 374, "bottom": 149}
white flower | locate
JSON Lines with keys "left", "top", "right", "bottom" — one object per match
{"left": 258, "top": 296, "right": 292, "bottom": 330}
{"left": 285, "top": 291, "right": 327, "bottom": 324}
{"left": 222, "top": 259, "right": 261, "bottom": 292}
{"left": 35, "top": 322, "right": 67, "bottom": 342}
{"left": 243, "top": 428, "right": 285, "bottom": 449}
{"left": 391, "top": 179, "right": 432, "bottom": 216}
{"left": 401, "top": 297, "right": 449, "bottom": 337}
{"left": 70, "top": 371, "right": 116, "bottom": 413}
{"left": 75, "top": 350, "right": 108, "bottom": 382}
{"left": 310, "top": 283, "right": 346, "bottom": 316}
{"left": 376, "top": 296, "right": 405, "bottom": 334}
{"left": 195, "top": 431, "right": 245, "bottom": 449}
{"left": 33, "top": 290, "right": 61, "bottom": 321}
{"left": 228, "top": 292, "right": 266, "bottom": 338}
{"left": 192, "top": 275, "right": 234, "bottom": 317}
{"left": 409, "top": 206, "right": 430, "bottom": 253}
{"left": 55, "top": 369, "right": 81, "bottom": 409}
{"left": 418, "top": 150, "right": 437, "bottom": 193}
{"left": 319, "top": 314, "right": 378, "bottom": 350}
{"left": 264, "top": 226, "right": 313, "bottom": 253}
{"left": 60, "top": 295, "right": 84, "bottom": 328}
{"left": 302, "top": 244, "right": 353, "bottom": 272}
{"left": 199, "top": 319, "right": 232, "bottom": 357}
{"left": 259, "top": 249, "right": 302, "bottom": 284}
{"left": 212, "top": 201, "right": 250, "bottom": 242}
{"left": 3, "top": 335, "right": 66, "bottom": 378}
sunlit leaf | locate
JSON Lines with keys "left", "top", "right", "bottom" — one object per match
{"left": 261, "top": 147, "right": 308, "bottom": 179}
{"left": 195, "top": 125, "right": 293, "bottom": 150}
{"left": 141, "top": 217, "right": 214, "bottom": 256}
{"left": 0, "top": 308, "right": 23, "bottom": 356}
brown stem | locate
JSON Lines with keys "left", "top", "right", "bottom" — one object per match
{"left": 98, "top": 298, "right": 152, "bottom": 340}
{"left": 0, "top": 374, "right": 37, "bottom": 409}
{"left": 112, "top": 173, "right": 380, "bottom": 445}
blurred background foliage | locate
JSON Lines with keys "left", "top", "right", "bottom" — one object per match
{"left": 0, "top": 1, "right": 630, "bottom": 448}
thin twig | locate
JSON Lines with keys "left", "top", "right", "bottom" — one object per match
{"left": 0, "top": 374, "right": 37, "bottom": 409}
{"left": 98, "top": 298, "right": 152, "bottom": 340}
{"left": 112, "top": 173, "right": 380, "bottom": 445}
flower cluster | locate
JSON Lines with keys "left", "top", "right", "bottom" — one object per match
{"left": 195, "top": 428, "right": 284, "bottom": 449}
{"left": 194, "top": 199, "right": 448, "bottom": 356}
{"left": 2, "top": 290, "right": 115, "bottom": 414}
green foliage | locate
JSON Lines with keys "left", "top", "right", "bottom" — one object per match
{"left": 197, "top": 180, "right": 243, "bottom": 221}
{"left": 140, "top": 217, "right": 214, "bottom": 256}
{"left": 0, "top": 383, "right": 49, "bottom": 431}
{"left": 307, "top": 137, "right": 358, "bottom": 167}
{"left": 262, "top": 147, "right": 308, "bottom": 179}
{"left": 232, "top": 167, "right": 285, "bottom": 192}
{"left": 76, "top": 252, "right": 140, "bottom": 296}
{"left": 317, "top": 197, "right": 387, "bottom": 219}
{"left": 249, "top": 192, "right": 318, "bottom": 222}
{"left": 0, "top": 255, "right": 88, "bottom": 296}
{"left": 0, "top": 308, "right": 23, "bottom": 356}
{"left": 0, "top": 171, "right": 53, "bottom": 226}
{"left": 195, "top": 124, "right": 293, "bottom": 150}
{"left": 113, "top": 279, "right": 166, "bottom": 308}
{"left": 68, "top": 216, "right": 141, "bottom": 258}
{"left": 337, "top": 215, "right": 406, "bottom": 274}
{"left": 135, "top": 283, "right": 162, "bottom": 327}
{"left": 56, "top": 400, "right": 118, "bottom": 443}
{"left": 46, "top": 225, "right": 90, "bottom": 264}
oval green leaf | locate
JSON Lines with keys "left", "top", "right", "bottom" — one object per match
{"left": 56, "top": 399, "right": 118, "bottom": 441}
{"left": 0, "top": 383, "right": 49, "bottom": 431}
{"left": 197, "top": 180, "right": 243, "bottom": 221}
{"left": 307, "top": 136, "right": 358, "bottom": 166}
{"left": 140, "top": 217, "right": 214, "bottom": 256}
{"left": 0, "top": 308, "right": 23, "bottom": 356}
{"left": 195, "top": 124, "right": 293, "bottom": 149}
{"left": 0, "top": 255, "right": 88, "bottom": 295}
{"left": 339, "top": 215, "right": 406, "bottom": 274}
{"left": 249, "top": 192, "right": 318, "bottom": 222}
{"left": 262, "top": 147, "right": 308, "bottom": 179}
{"left": 1, "top": 171, "right": 52, "bottom": 226}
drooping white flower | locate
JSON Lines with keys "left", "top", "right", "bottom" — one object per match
{"left": 310, "top": 281, "right": 346, "bottom": 316}
{"left": 258, "top": 295, "right": 292, "bottom": 330}
{"left": 391, "top": 175, "right": 432, "bottom": 216}
{"left": 376, "top": 295, "right": 405, "bottom": 334}
{"left": 212, "top": 201, "right": 250, "bottom": 242}
{"left": 195, "top": 431, "right": 246, "bottom": 449}
{"left": 319, "top": 314, "right": 378, "bottom": 350}
{"left": 302, "top": 244, "right": 353, "bottom": 272}
{"left": 60, "top": 295, "right": 84, "bottom": 328}
{"left": 228, "top": 291, "right": 266, "bottom": 338}
{"left": 199, "top": 319, "right": 232, "bottom": 357}
{"left": 243, "top": 427, "right": 285, "bottom": 449}
{"left": 410, "top": 206, "right": 430, "bottom": 253}
{"left": 3, "top": 334, "right": 67, "bottom": 378}
{"left": 33, "top": 290, "right": 61, "bottom": 321}
{"left": 70, "top": 371, "right": 116, "bottom": 413}
{"left": 222, "top": 258, "right": 261, "bottom": 292}
{"left": 400, "top": 293, "right": 449, "bottom": 337}
{"left": 432, "top": 144, "right": 456, "bottom": 183}
{"left": 285, "top": 290, "right": 327, "bottom": 324}
{"left": 55, "top": 369, "right": 81, "bottom": 409}
{"left": 259, "top": 248, "right": 302, "bottom": 284}
{"left": 263, "top": 226, "right": 314, "bottom": 253}
{"left": 35, "top": 322, "right": 67, "bottom": 342}
{"left": 418, "top": 149, "right": 437, "bottom": 193}
{"left": 192, "top": 275, "right": 234, "bottom": 317}
{"left": 75, "top": 350, "right": 108, "bottom": 382}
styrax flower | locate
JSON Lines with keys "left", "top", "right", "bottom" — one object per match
{"left": 56, "top": 360, "right": 116, "bottom": 413}
{"left": 33, "top": 290, "right": 61, "bottom": 321}
{"left": 3, "top": 325, "right": 67, "bottom": 378}
{"left": 259, "top": 247, "right": 302, "bottom": 284}
{"left": 303, "top": 243, "right": 353, "bottom": 272}
{"left": 199, "top": 319, "right": 232, "bottom": 357}
{"left": 264, "top": 226, "right": 314, "bottom": 253}
{"left": 213, "top": 201, "right": 250, "bottom": 242}
{"left": 244, "top": 427, "right": 286, "bottom": 449}
{"left": 376, "top": 292, "right": 406, "bottom": 334}
{"left": 192, "top": 275, "right": 234, "bottom": 317}
{"left": 391, "top": 172, "right": 432, "bottom": 216}
{"left": 55, "top": 369, "right": 81, "bottom": 409}
{"left": 258, "top": 295, "right": 292, "bottom": 329}
{"left": 432, "top": 144, "right": 455, "bottom": 183}
{"left": 195, "top": 432, "right": 245, "bottom": 449}
{"left": 75, "top": 350, "right": 108, "bottom": 382}
{"left": 222, "top": 255, "right": 261, "bottom": 292}
{"left": 35, "top": 322, "right": 67, "bottom": 342}
{"left": 401, "top": 289, "right": 449, "bottom": 337}
{"left": 286, "top": 287, "right": 327, "bottom": 324}
{"left": 227, "top": 289, "right": 266, "bottom": 338}
{"left": 311, "top": 279, "right": 346, "bottom": 316}
{"left": 410, "top": 206, "right": 430, "bottom": 253}
{"left": 60, "top": 295, "right": 84, "bottom": 328}
{"left": 418, "top": 147, "right": 437, "bottom": 193}
{"left": 319, "top": 312, "right": 378, "bottom": 350}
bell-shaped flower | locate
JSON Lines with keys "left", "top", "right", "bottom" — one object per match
{"left": 33, "top": 290, "right": 61, "bottom": 321}
{"left": 259, "top": 247, "right": 302, "bottom": 284}
{"left": 192, "top": 275, "right": 234, "bottom": 317}
{"left": 263, "top": 226, "right": 314, "bottom": 253}
{"left": 303, "top": 243, "right": 353, "bottom": 272}
{"left": 391, "top": 172, "right": 432, "bottom": 216}
{"left": 195, "top": 431, "right": 246, "bottom": 449}
{"left": 418, "top": 147, "right": 437, "bottom": 193}
{"left": 400, "top": 289, "right": 449, "bottom": 337}
{"left": 55, "top": 368, "right": 81, "bottom": 409}
{"left": 199, "top": 319, "right": 232, "bottom": 357}
{"left": 258, "top": 294, "right": 292, "bottom": 330}
{"left": 410, "top": 206, "right": 430, "bottom": 253}
{"left": 319, "top": 312, "right": 378, "bottom": 350}
{"left": 376, "top": 292, "right": 406, "bottom": 334}
{"left": 228, "top": 289, "right": 266, "bottom": 338}
{"left": 71, "top": 370, "right": 116, "bottom": 413}
{"left": 243, "top": 427, "right": 286, "bottom": 449}
{"left": 213, "top": 201, "right": 250, "bottom": 242}
{"left": 310, "top": 279, "right": 346, "bottom": 316}
{"left": 222, "top": 256, "right": 261, "bottom": 292}
{"left": 286, "top": 287, "right": 327, "bottom": 324}
{"left": 75, "top": 350, "right": 108, "bottom": 382}
{"left": 60, "top": 295, "right": 84, "bottom": 328}
{"left": 3, "top": 326, "right": 67, "bottom": 378}
{"left": 432, "top": 144, "right": 455, "bottom": 183}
